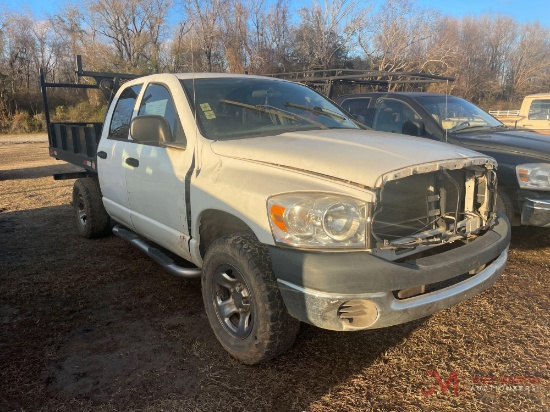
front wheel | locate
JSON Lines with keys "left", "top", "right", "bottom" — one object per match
{"left": 201, "top": 233, "right": 300, "bottom": 364}
{"left": 72, "top": 177, "right": 111, "bottom": 238}
{"left": 496, "top": 188, "right": 514, "bottom": 224}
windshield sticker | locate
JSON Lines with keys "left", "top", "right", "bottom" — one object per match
{"left": 200, "top": 103, "right": 216, "bottom": 119}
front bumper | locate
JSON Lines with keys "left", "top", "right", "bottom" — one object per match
{"left": 269, "top": 214, "right": 510, "bottom": 331}
{"left": 520, "top": 196, "right": 550, "bottom": 227}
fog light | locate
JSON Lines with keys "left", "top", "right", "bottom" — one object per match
{"left": 338, "top": 300, "right": 378, "bottom": 329}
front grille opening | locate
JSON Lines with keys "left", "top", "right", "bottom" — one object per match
{"left": 392, "top": 256, "right": 497, "bottom": 300}
{"left": 393, "top": 273, "right": 474, "bottom": 300}
{"left": 373, "top": 170, "right": 466, "bottom": 242}
{"left": 394, "top": 238, "right": 468, "bottom": 263}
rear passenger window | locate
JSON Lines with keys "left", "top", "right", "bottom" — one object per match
{"left": 138, "top": 84, "right": 187, "bottom": 148}
{"left": 108, "top": 84, "right": 142, "bottom": 140}
{"left": 341, "top": 98, "right": 371, "bottom": 120}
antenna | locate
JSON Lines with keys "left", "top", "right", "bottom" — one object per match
{"left": 445, "top": 79, "right": 449, "bottom": 142}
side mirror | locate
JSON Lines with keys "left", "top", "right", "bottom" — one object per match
{"left": 130, "top": 115, "right": 173, "bottom": 144}
{"left": 401, "top": 120, "right": 425, "bottom": 136}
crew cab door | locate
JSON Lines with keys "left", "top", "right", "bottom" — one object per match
{"left": 97, "top": 83, "right": 143, "bottom": 229}
{"left": 124, "top": 81, "right": 194, "bottom": 261}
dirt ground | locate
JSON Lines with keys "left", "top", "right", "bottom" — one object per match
{"left": 0, "top": 139, "right": 548, "bottom": 411}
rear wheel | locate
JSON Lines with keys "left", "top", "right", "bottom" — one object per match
{"left": 72, "top": 177, "right": 111, "bottom": 238}
{"left": 202, "top": 233, "right": 300, "bottom": 364}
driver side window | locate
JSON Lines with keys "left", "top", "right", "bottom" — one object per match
{"left": 372, "top": 99, "right": 423, "bottom": 136}
{"left": 108, "top": 84, "right": 142, "bottom": 140}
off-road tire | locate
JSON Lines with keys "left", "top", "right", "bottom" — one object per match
{"left": 202, "top": 233, "right": 300, "bottom": 364}
{"left": 72, "top": 177, "right": 111, "bottom": 239}
{"left": 496, "top": 188, "right": 514, "bottom": 224}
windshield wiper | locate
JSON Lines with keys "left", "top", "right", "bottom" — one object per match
{"left": 284, "top": 102, "right": 347, "bottom": 121}
{"left": 219, "top": 99, "right": 327, "bottom": 129}
{"left": 453, "top": 125, "right": 488, "bottom": 132}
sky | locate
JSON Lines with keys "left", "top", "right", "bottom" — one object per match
{"left": 417, "top": 0, "right": 548, "bottom": 26}
{"left": 3, "top": 0, "right": 549, "bottom": 27}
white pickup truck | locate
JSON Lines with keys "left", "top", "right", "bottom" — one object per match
{"left": 41, "top": 67, "right": 510, "bottom": 364}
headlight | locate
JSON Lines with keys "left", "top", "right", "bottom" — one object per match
{"left": 516, "top": 163, "right": 550, "bottom": 190}
{"left": 268, "top": 193, "right": 369, "bottom": 248}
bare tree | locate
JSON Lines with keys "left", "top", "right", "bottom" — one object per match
{"left": 182, "top": 0, "right": 224, "bottom": 72}
{"left": 292, "top": 0, "right": 370, "bottom": 70}
{"left": 88, "top": 0, "right": 171, "bottom": 72}
{"left": 506, "top": 22, "right": 550, "bottom": 102}
{"left": 220, "top": 0, "right": 249, "bottom": 73}
{"left": 445, "top": 15, "right": 519, "bottom": 104}
{"left": 2, "top": 12, "right": 37, "bottom": 92}
{"left": 360, "top": 0, "right": 452, "bottom": 86}
{"left": 239, "top": 0, "right": 291, "bottom": 73}
{"left": 1, "top": 0, "right": 550, "bottom": 131}
{"left": 51, "top": 6, "right": 92, "bottom": 81}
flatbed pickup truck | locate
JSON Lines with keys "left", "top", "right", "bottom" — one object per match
{"left": 490, "top": 93, "right": 550, "bottom": 135}
{"left": 41, "top": 61, "right": 510, "bottom": 364}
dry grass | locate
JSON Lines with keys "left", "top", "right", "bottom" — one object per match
{"left": 0, "top": 141, "right": 548, "bottom": 411}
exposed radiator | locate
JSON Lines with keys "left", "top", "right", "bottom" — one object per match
{"left": 372, "top": 170, "right": 467, "bottom": 241}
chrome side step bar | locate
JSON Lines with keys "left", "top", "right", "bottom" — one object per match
{"left": 112, "top": 225, "right": 201, "bottom": 278}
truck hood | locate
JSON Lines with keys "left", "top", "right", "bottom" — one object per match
{"left": 210, "top": 129, "right": 491, "bottom": 188}
{"left": 454, "top": 128, "right": 550, "bottom": 162}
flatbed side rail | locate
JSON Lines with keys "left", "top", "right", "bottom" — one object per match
{"left": 47, "top": 122, "right": 104, "bottom": 172}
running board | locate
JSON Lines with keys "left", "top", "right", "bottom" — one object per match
{"left": 112, "top": 225, "right": 201, "bottom": 278}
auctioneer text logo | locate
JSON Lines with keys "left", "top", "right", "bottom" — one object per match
{"left": 421, "top": 370, "right": 541, "bottom": 396}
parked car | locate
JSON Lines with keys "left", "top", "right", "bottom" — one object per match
{"left": 336, "top": 92, "right": 550, "bottom": 227}
{"left": 490, "top": 93, "right": 550, "bottom": 135}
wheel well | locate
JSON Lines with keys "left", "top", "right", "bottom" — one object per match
{"left": 496, "top": 186, "right": 520, "bottom": 225}
{"left": 198, "top": 210, "right": 255, "bottom": 257}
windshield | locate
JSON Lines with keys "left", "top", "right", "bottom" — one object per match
{"left": 181, "top": 77, "right": 359, "bottom": 140}
{"left": 413, "top": 95, "right": 503, "bottom": 132}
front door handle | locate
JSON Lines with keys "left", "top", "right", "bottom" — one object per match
{"left": 97, "top": 151, "right": 107, "bottom": 159}
{"left": 125, "top": 157, "right": 139, "bottom": 167}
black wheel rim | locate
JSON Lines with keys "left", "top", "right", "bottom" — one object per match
{"left": 211, "top": 264, "right": 253, "bottom": 339}
{"left": 77, "top": 193, "right": 87, "bottom": 227}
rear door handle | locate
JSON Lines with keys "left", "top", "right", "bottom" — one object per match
{"left": 125, "top": 158, "right": 139, "bottom": 167}
{"left": 97, "top": 151, "right": 107, "bottom": 159}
